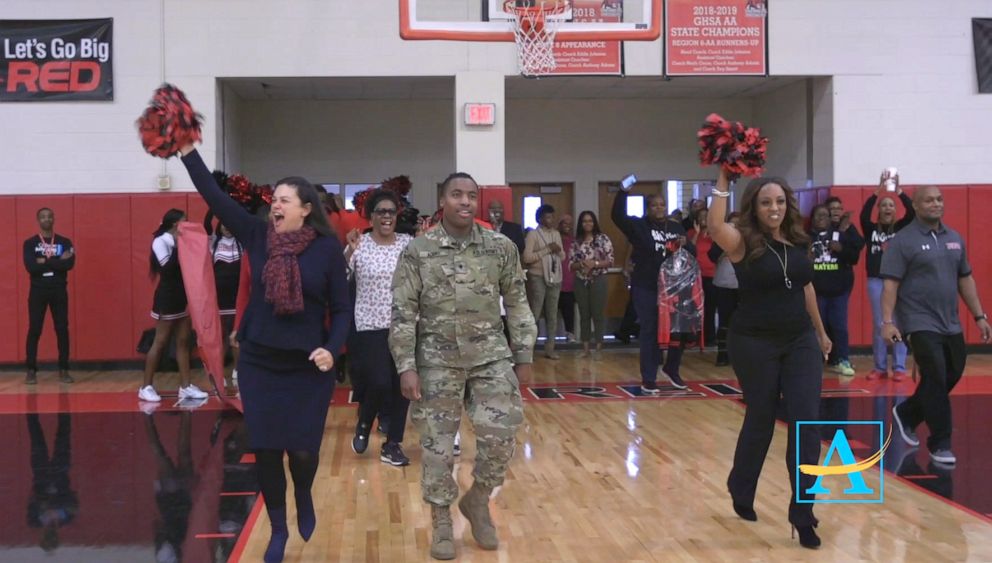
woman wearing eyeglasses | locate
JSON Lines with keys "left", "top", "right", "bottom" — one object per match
{"left": 345, "top": 189, "right": 414, "bottom": 466}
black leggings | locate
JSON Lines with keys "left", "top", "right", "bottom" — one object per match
{"left": 26, "top": 286, "right": 70, "bottom": 370}
{"left": 350, "top": 329, "right": 409, "bottom": 444}
{"left": 255, "top": 449, "right": 318, "bottom": 510}
{"left": 727, "top": 329, "right": 823, "bottom": 526}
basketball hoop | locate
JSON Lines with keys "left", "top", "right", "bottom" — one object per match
{"left": 504, "top": 0, "right": 569, "bottom": 76}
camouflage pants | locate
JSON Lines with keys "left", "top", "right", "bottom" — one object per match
{"left": 412, "top": 358, "right": 524, "bottom": 506}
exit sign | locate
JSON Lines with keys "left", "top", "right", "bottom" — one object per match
{"left": 464, "top": 103, "right": 496, "bottom": 126}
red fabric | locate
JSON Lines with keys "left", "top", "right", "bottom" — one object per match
{"left": 328, "top": 211, "right": 345, "bottom": 245}
{"left": 688, "top": 231, "right": 716, "bottom": 278}
{"left": 176, "top": 223, "right": 225, "bottom": 396}
{"left": 338, "top": 210, "right": 370, "bottom": 238}
{"left": 262, "top": 223, "right": 316, "bottom": 315}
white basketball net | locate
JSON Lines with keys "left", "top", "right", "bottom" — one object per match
{"left": 506, "top": 2, "right": 565, "bottom": 76}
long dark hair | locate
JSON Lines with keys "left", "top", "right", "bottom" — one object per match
{"left": 576, "top": 210, "right": 602, "bottom": 239}
{"left": 737, "top": 177, "right": 809, "bottom": 262}
{"left": 149, "top": 208, "right": 186, "bottom": 277}
{"left": 273, "top": 176, "right": 335, "bottom": 238}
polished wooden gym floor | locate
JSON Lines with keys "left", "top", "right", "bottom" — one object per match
{"left": 3, "top": 348, "right": 992, "bottom": 562}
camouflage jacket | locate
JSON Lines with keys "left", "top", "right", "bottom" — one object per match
{"left": 389, "top": 221, "right": 536, "bottom": 372}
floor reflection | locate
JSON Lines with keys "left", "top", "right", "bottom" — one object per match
{"left": 777, "top": 393, "right": 992, "bottom": 518}
{"left": 1, "top": 407, "right": 256, "bottom": 562}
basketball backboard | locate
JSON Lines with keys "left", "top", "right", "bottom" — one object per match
{"left": 398, "top": 0, "right": 661, "bottom": 42}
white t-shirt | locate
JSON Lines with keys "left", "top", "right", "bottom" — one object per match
{"left": 351, "top": 233, "right": 412, "bottom": 331}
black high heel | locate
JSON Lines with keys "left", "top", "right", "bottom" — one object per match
{"left": 792, "top": 524, "right": 821, "bottom": 549}
{"left": 732, "top": 502, "right": 757, "bottom": 522}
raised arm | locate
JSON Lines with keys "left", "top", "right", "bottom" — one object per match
{"left": 860, "top": 193, "right": 878, "bottom": 236}
{"left": 894, "top": 192, "right": 915, "bottom": 230}
{"left": 179, "top": 145, "right": 258, "bottom": 241}
{"left": 501, "top": 241, "right": 537, "bottom": 364}
{"left": 707, "top": 168, "right": 745, "bottom": 262}
{"left": 611, "top": 188, "right": 638, "bottom": 243}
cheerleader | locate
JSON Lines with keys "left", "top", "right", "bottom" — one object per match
{"left": 139, "top": 209, "right": 209, "bottom": 403}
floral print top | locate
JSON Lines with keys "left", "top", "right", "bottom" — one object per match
{"left": 569, "top": 233, "right": 615, "bottom": 282}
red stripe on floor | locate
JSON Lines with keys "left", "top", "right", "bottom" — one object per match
{"left": 229, "top": 494, "right": 266, "bottom": 563}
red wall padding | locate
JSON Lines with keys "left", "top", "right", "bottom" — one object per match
{"left": 479, "top": 185, "right": 513, "bottom": 222}
{"left": 0, "top": 197, "right": 19, "bottom": 362}
{"left": 964, "top": 186, "right": 992, "bottom": 343}
{"left": 72, "top": 196, "right": 134, "bottom": 361}
{"left": 2, "top": 186, "right": 989, "bottom": 364}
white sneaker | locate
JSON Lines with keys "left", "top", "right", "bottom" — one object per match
{"left": 138, "top": 385, "right": 162, "bottom": 402}
{"left": 179, "top": 384, "right": 208, "bottom": 400}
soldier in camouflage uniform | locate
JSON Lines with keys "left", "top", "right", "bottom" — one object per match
{"left": 389, "top": 172, "right": 536, "bottom": 560}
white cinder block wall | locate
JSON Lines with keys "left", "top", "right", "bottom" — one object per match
{"left": 0, "top": 0, "right": 988, "bottom": 197}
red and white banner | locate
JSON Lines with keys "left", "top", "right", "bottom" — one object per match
{"left": 664, "top": 0, "right": 767, "bottom": 76}
{"left": 551, "top": 0, "right": 623, "bottom": 76}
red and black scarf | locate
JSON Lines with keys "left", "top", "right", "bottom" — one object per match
{"left": 262, "top": 223, "right": 317, "bottom": 315}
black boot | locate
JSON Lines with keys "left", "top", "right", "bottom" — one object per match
{"left": 794, "top": 524, "right": 821, "bottom": 549}
{"left": 264, "top": 506, "right": 289, "bottom": 562}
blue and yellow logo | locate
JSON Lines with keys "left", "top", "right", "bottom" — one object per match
{"left": 796, "top": 421, "right": 890, "bottom": 504}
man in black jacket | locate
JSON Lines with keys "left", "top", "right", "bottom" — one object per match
{"left": 487, "top": 200, "right": 525, "bottom": 259}
{"left": 23, "top": 208, "right": 75, "bottom": 384}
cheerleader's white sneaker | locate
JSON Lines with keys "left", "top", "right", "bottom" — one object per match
{"left": 178, "top": 384, "right": 208, "bottom": 400}
{"left": 138, "top": 385, "right": 162, "bottom": 402}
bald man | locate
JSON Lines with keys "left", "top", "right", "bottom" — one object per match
{"left": 488, "top": 201, "right": 525, "bottom": 259}
{"left": 881, "top": 186, "right": 991, "bottom": 466}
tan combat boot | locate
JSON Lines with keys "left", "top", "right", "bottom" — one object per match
{"left": 458, "top": 483, "right": 498, "bottom": 550}
{"left": 430, "top": 504, "right": 455, "bottom": 560}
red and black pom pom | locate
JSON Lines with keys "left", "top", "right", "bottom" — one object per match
{"left": 697, "top": 113, "right": 768, "bottom": 181}
{"left": 137, "top": 84, "right": 203, "bottom": 159}
{"left": 353, "top": 188, "right": 374, "bottom": 218}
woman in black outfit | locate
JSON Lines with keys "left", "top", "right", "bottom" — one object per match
{"left": 707, "top": 168, "right": 831, "bottom": 549}
{"left": 179, "top": 143, "right": 351, "bottom": 563}
{"left": 859, "top": 177, "right": 914, "bottom": 381}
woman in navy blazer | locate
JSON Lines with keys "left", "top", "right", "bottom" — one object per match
{"left": 179, "top": 143, "right": 351, "bottom": 563}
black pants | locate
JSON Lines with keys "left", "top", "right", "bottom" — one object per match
{"left": 558, "top": 291, "right": 575, "bottom": 334}
{"left": 898, "top": 331, "right": 966, "bottom": 451}
{"left": 727, "top": 329, "right": 822, "bottom": 526}
{"left": 617, "top": 295, "right": 640, "bottom": 340}
{"left": 702, "top": 277, "right": 716, "bottom": 346}
{"left": 26, "top": 285, "right": 70, "bottom": 370}
{"left": 350, "top": 329, "right": 410, "bottom": 444}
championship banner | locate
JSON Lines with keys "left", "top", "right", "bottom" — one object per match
{"left": 665, "top": 0, "right": 767, "bottom": 76}
{"left": 551, "top": 0, "right": 623, "bottom": 76}
{"left": 0, "top": 18, "right": 113, "bottom": 101}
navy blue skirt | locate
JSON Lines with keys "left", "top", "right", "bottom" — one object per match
{"left": 237, "top": 341, "right": 334, "bottom": 453}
